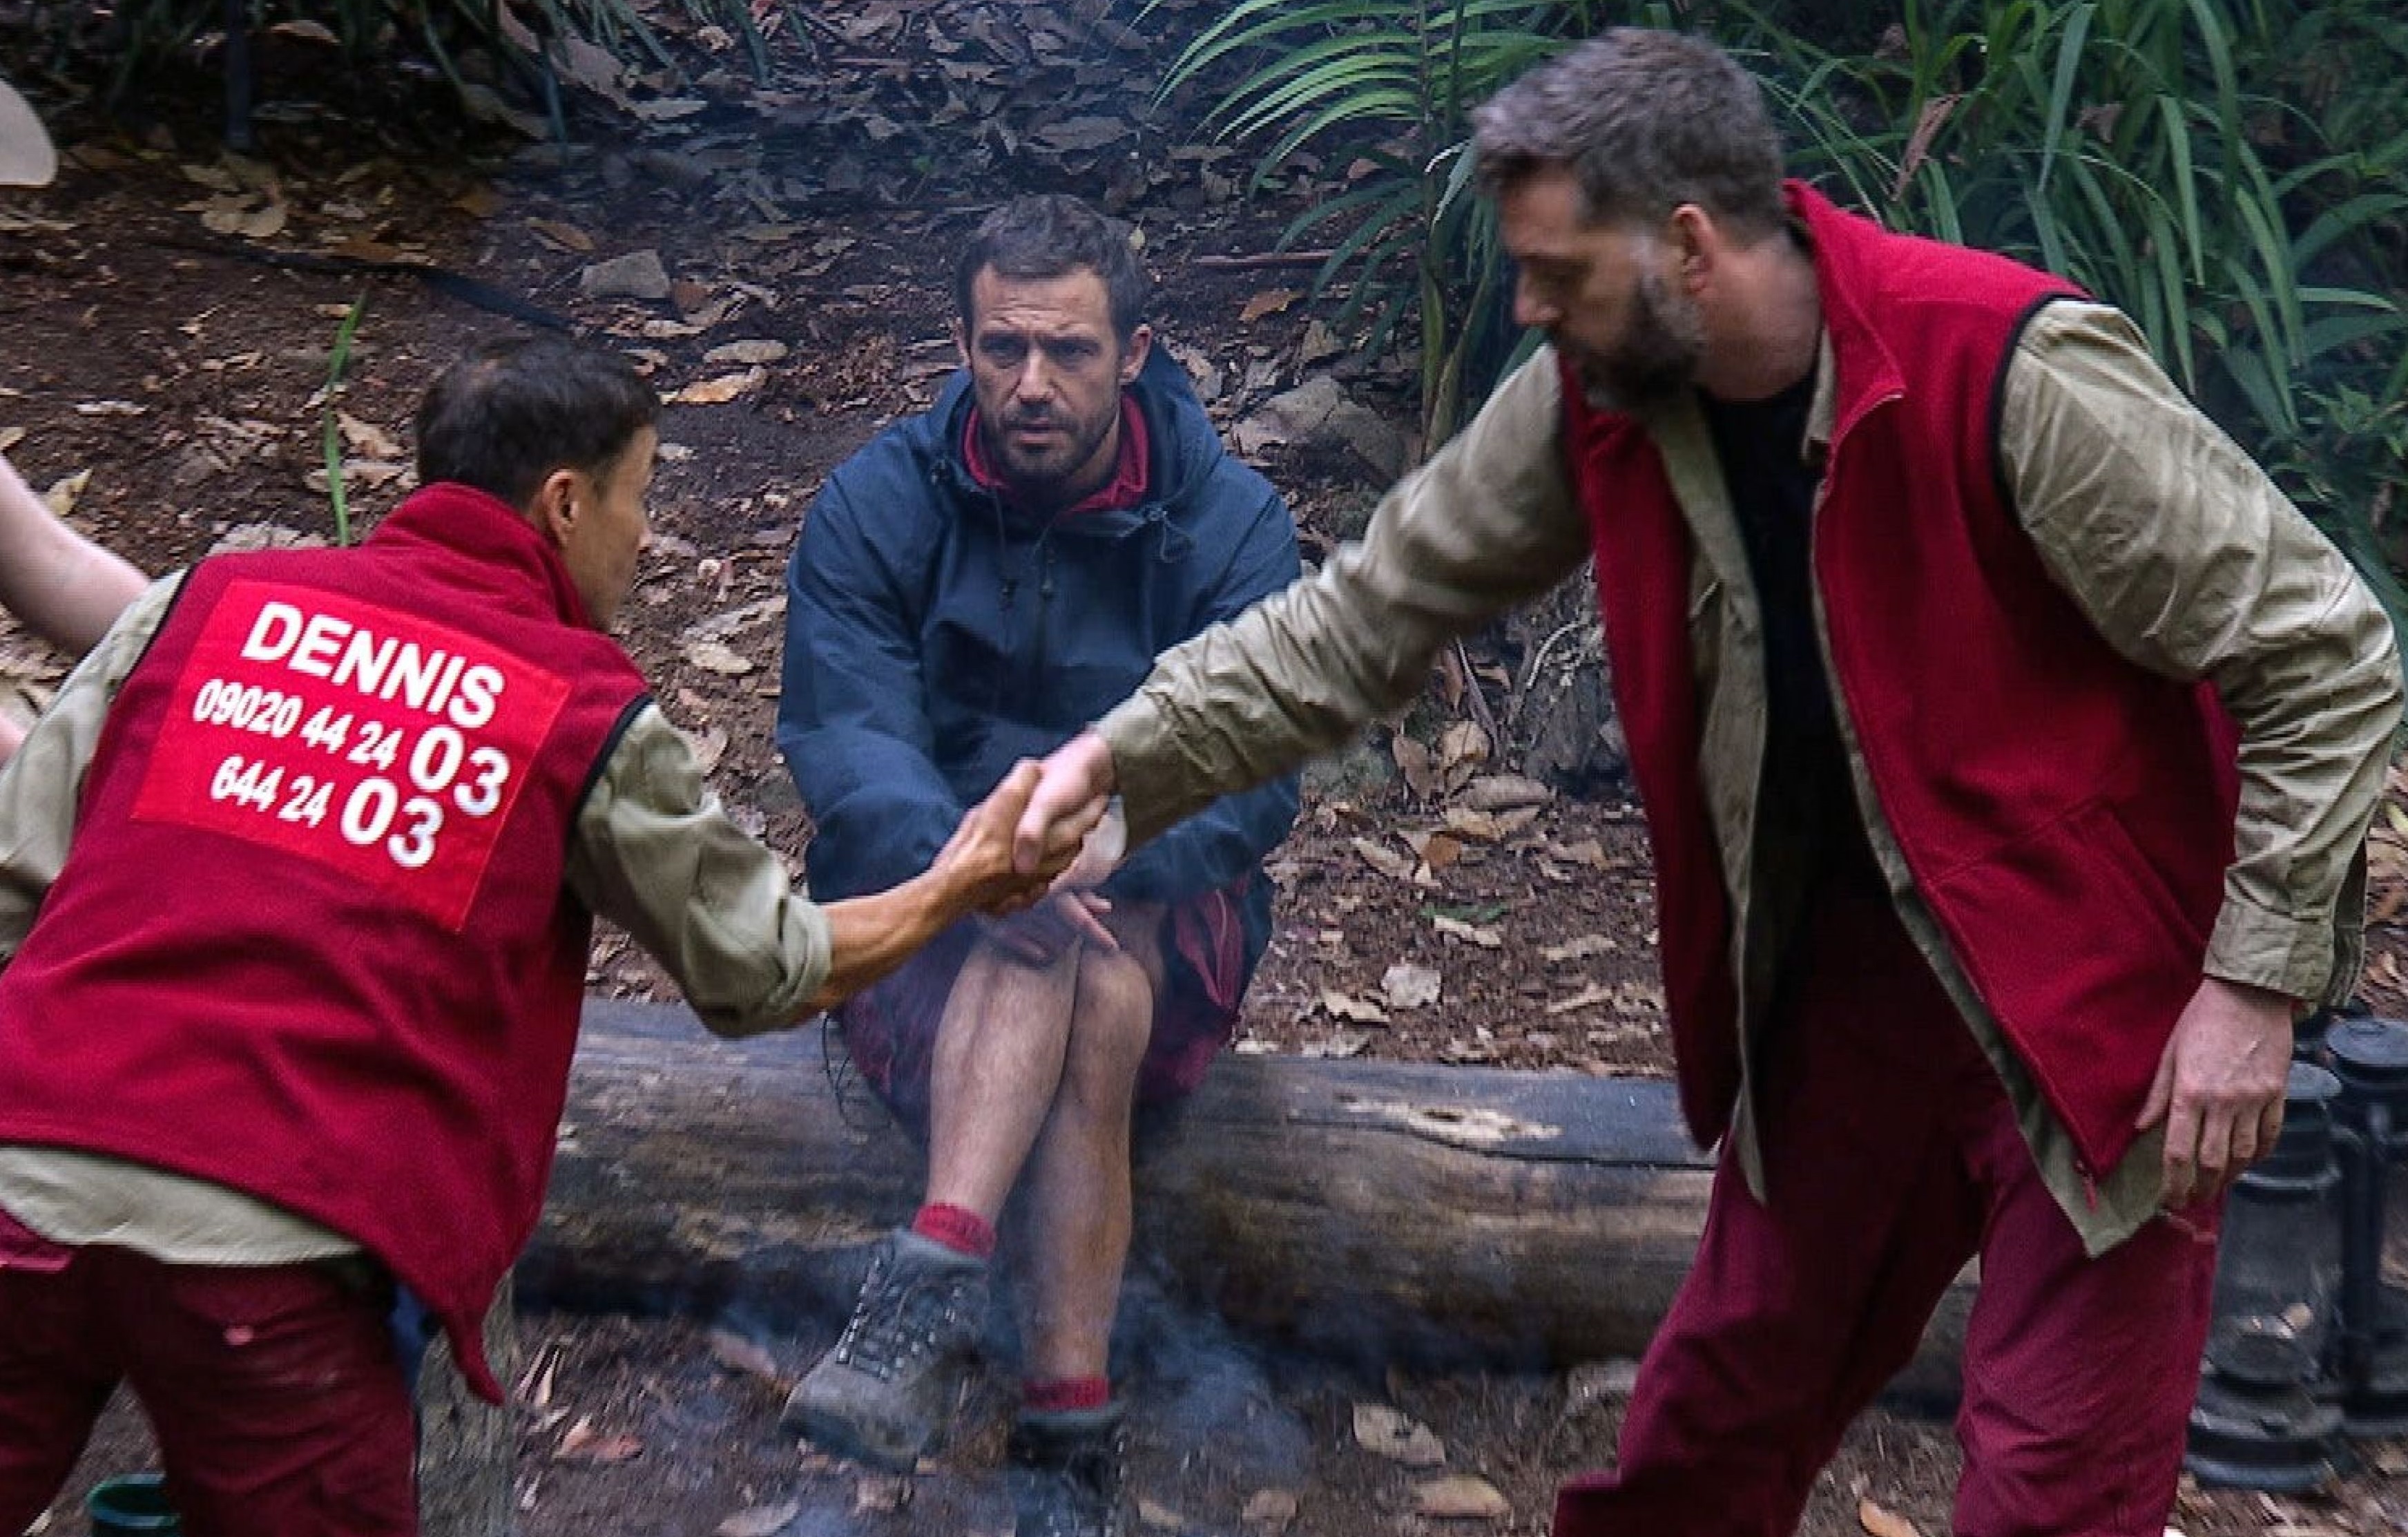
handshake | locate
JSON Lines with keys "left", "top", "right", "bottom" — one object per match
{"left": 932, "top": 731, "right": 1122, "bottom": 919}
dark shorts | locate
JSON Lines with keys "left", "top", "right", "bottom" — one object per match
{"left": 835, "top": 881, "right": 1253, "bottom": 1134}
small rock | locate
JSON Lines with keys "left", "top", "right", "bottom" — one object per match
{"left": 579, "top": 249, "right": 673, "bottom": 302}
{"left": 1414, "top": 1474, "right": 1510, "bottom": 1520}
{"left": 1231, "top": 375, "right": 1410, "bottom": 479}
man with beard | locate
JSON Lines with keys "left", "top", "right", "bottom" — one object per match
{"left": 1006, "top": 29, "right": 2403, "bottom": 1537}
{"left": 775, "top": 193, "right": 1299, "bottom": 1536}
{"left": 0, "top": 334, "right": 1088, "bottom": 1536}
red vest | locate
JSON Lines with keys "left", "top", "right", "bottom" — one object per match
{"left": 0, "top": 484, "right": 647, "bottom": 1401}
{"left": 1567, "top": 184, "right": 2238, "bottom": 1178}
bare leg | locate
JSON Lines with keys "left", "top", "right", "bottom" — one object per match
{"left": 1017, "top": 908, "right": 1166, "bottom": 1383}
{"left": 923, "top": 933, "right": 1083, "bottom": 1222}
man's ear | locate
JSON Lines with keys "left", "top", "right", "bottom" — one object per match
{"left": 531, "top": 467, "right": 579, "bottom": 547}
{"left": 1117, "top": 323, "right": 1154, "bottom": 386}
{"left": 1667, "top": 204, "right": 1716, "bottom": 294}
{"left": 953, "top": 318, "right": 971, "bottom": 370}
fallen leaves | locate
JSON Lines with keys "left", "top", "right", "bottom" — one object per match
{"left": 1240, "top": 1486, "right": 1299, "bottom": 1534}
{"left": 1382, "top": 963, "right": 1443, "bottom": 1011}
{"left": 713, "top": 1502, "right": 798, "bottom": 1537}
{"left": 666, "top": 368, "right": 767, "bottom": 407}
{"left": 1353, "top": 1403, "right": 1446, "bottom": 1467}
{"left": 41, "top": 470, "right": 89, "bottom": 517}
{"left": 1240, "top": 288, "right": 1302, "bottom": 324}
{"left": 554, "top": 1415, "right": 642, "bottom": 1464}
{"left": 1858, "top": 1496, "right": 1924, "bottom": 1537}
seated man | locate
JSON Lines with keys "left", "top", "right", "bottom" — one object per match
{"left": 777, "top": 193, "right": 1300, "bottom": 1533}
{"left": 0, "top": 79, "right": 148, "bottom": 761}
{"left": 0, "top": 335, "right": 1086, "bottom": 1537}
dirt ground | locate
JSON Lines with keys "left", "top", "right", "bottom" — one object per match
{"left": 8, "top": 4, "right": 2408, "bottom": 1534}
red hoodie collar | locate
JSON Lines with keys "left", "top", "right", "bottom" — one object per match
{"left": 962, "top": 394, "right": 1150, "bottom": 517}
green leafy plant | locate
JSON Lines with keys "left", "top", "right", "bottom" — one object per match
{"left": 1155, "top": 0, "right": 1612, "bottom": 447}
{"left": 1730, "top": 0, "right": 2408, "bottom": 615}
{"left": 320, "top": 292, "right": 367, "bottom": 548}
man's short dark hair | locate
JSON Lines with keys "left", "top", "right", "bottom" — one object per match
{"left": 953, "top": 194, "right": 1150, "bottom": 341}
{"left": 1472, "top": 28, "right": 1789, "bottom": 240}
{"left": 415, "top": 336, "right": 660, "bottom": 510}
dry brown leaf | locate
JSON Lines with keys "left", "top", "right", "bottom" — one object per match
{"left": 1241, "top": 1487, "right": 1299, "bottom": 1533}
{"left": 454, "top": 185, "right": 505, "bottom": 218}
{"left": 1240, "top": 288, "right": 1301, "bottom": 324}
{"left": 1030, "top": 116, "right": 1126, "bottom": 155}
{"left": 1461, "top": 774, "right": 1552, "bottom": 812}
{"left": 1414, "top": 1474, "right": 1510, "bottom": 1520}
{"left": 1401, "top": 829, "right": 1464, "bottom": 873}
{"left": 1392, "top": 733, "right": 1437, "bottom": 799}
{"left": 1351, "top": 837, "right": 1416, "bottom": 882}
{"left": 1442, "top": 806, "right": 1503, "bottom": 841}
{"left": 1382, "top": 963, "right": 1442, "bottom": 1010}
{"left": 42, "top": 470, "right": 89, "bottom": 517}
{"left": 1438, "top": 720, "right": 1491, "bottom": 770}
{"left": 705, "top": 339, "right": 790, "bottom": 367}
{"left": 1352, "top": 1403, "right": 1445, "bottom": 1467}
{"left": 1299, "top": 318, "right": 1344, "bottom": 366}
{"left": 706, "top": 1327, "right": 780, "bottom": 1382}
{"left": 337, "top": 412, "right": 404, "bottom": 461}
{"left": 1857, "top": 1496, "right": 1923, "bottom": 1537}
{"left": 1544, "top": 982, "right": 1615, "bottom": 1017}
{"left": 715, "top": 1501, "right": 799, "bottom": 1537}
{"left": 667, "top": 368, "right": 767, "bottom": 406}
{"left": 1431, "top": 914, "right": 1503, "bottom": 948}
{"left": 1320, "top": 989, "right": 1390, "bottom": 1024}
{"left": 527, "top": 218, "right": 596, "bottom": 254}
{"left": 1542, "top": 935, "right": 1619, "bottom": 963}
{"left": 684, "top": 640, "right": 756, "bottom": 676}
{"left": 555, "top": 1417, "right": 643, "bottom": 1463}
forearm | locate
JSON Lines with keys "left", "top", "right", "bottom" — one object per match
{"left": 805, "top": 864, "right": 979, "bottom": 1012}
{"left": 1103, "top": 350, "right": 1587, "bottom": 843}
{"left": 0, "top": 456, "right": 146, "bottom": 653}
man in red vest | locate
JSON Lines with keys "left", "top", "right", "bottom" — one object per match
{"left": 0, "top": 335, "right": 1090, "bottom": 1537}
{"left": 1009, "top": 28, "right": 2403, "bottom": 1537}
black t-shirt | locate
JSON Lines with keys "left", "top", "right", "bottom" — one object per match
{"left": 1698, "top": 368, "right": 1879, "bottom": 901}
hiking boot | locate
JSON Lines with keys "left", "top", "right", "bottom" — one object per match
{"left": 781, "top": 1230, "right": 988, "bottom": 1469}
{"left": 1008, "top": 1403, "right": 1130, "bottom": 1537}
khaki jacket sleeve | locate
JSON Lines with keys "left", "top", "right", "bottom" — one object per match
{"left": 1100, "top": 348, "right": 1592, "bottom": 843}
{"left": 0, "top": 572, "right": 185, "bottom": 963}
{"left": 2001, "top": 301, "right": 2403, "bottom": 1004}
{"left": 566, "top": 703, "right": 832, "bottom": 1036}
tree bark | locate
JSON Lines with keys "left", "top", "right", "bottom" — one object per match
{"left": 518, "top": 1000, "right": 1972, "bottom": 1404}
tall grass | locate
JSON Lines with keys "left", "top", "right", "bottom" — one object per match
{"left": 1164, "top": 0, "right": 2408, "bottom": 605}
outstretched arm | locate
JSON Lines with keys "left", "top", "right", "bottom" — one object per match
{"left": 0, "top": 454, "right": 148, "bottom": 763}
{"left": 1019, "top": 349, "right": 1590, "bottom": 870}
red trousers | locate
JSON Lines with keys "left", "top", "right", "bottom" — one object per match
{"left": 0, "top": 1208, "right": 418, "bottom": 1537}
{"left": 1556, "top": 884, "right": 2220, "bottom": 1537}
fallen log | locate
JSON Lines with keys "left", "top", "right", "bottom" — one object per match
{"left": 519, "top": 999, "right": 1970, "bottom": 1403}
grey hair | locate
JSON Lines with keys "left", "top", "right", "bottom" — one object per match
{"left": 1471, "top": 28, "right": 1788, "bottom": 239}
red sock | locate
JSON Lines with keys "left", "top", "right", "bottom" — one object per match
{"left": 1022, "top": 1376, "right": 1111, "bottom": 1414}
{"left": 910, "top": 1202, "right": 996, "bottom": 1260}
